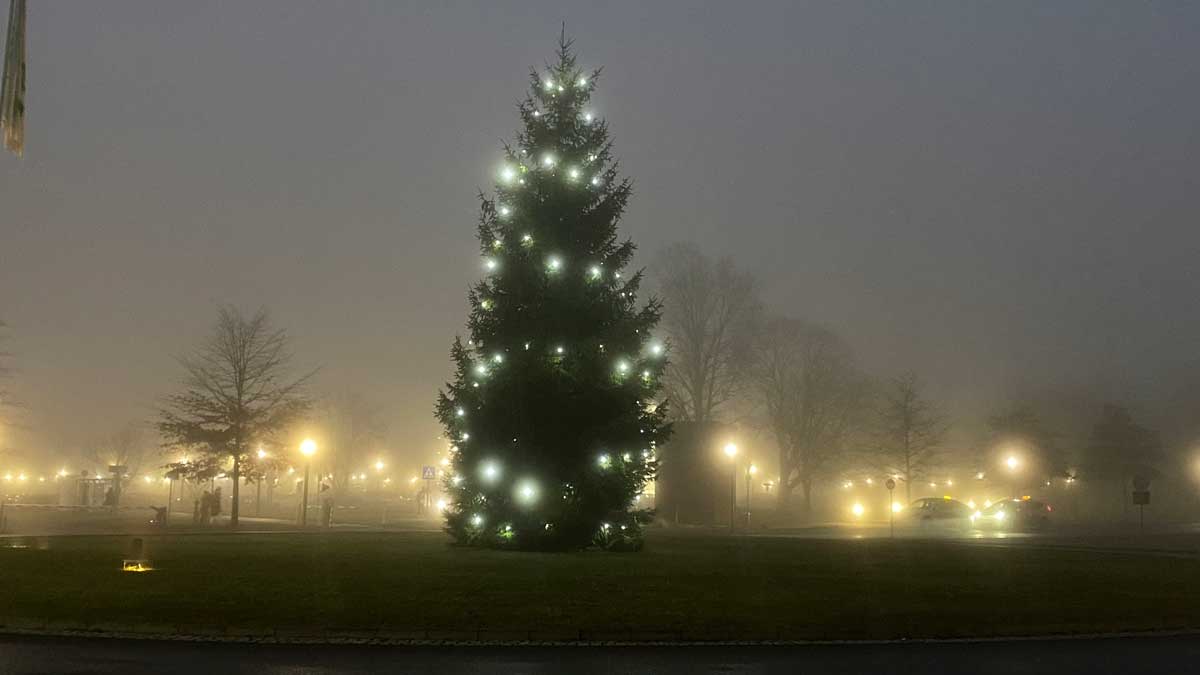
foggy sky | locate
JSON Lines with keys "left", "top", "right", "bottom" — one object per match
{"left": 2, "top": 1, "right": 1199, "bottom": 470}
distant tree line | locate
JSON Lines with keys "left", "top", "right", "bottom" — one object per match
{"left": 652, "top": 243, "right": 1176, "bottom": 521}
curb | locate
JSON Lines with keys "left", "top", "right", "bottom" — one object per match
{"left": 1, "top": 624, "right": 1198, "bottom": 648}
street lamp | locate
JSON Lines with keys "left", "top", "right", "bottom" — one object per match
{"left": 745, "top": 463, "right": 758, "bottom": 529}
{"left": 723, "top": 443, "right": 738, "bottom": 533}
{"left": 299, "top": 439, "right": 317, "bottom": 526}
{"left": 254, "top": 446, "right": 268, "bottom": 517}
{"left": 1004, "top": 454, "right": 1021, "bottom": 499}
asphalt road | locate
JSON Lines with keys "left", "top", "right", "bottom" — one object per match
{"left": 1, "top": 633, "right": 1198, "bottom": 674}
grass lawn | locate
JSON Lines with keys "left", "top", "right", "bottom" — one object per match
{"left": 1, "top": 530, "right": 1197, "bottom": 641}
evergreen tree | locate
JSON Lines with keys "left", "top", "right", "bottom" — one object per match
{"left": 435, "top": 37, "right": 669, "bottom": 551}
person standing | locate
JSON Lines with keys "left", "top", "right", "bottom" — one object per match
{"left": 319, "top": 483, "right": 333, "bottom": 528}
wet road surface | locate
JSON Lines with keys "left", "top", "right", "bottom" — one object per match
{"left": 1, "top": 632, "right": 1198, "bottom": 674}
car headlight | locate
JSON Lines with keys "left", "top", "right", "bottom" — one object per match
{"left": 995, "top": 510, "right": 1006, "bottom": 522}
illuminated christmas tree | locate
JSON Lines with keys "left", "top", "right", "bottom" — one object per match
{"left": 435, "top": 36, "right": 669, "bottom": 551}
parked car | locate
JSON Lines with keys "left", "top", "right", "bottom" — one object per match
{"left": 905, "top": 497, "right": 973, "bottom": 530}
{"left": 974, "top": 498, "right": 1052, "bottom": 531}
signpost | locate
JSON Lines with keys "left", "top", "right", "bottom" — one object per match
{"left": 885, "top": 478, "right": 897, "bottom": 538}
{"left": 1131, "top": 475, "right": 1151, "bottom": 534}
{"left": 421, "top": 466, "right": 436, "bottom": 515}
{"left": 108, "top": 464, "right": 126, "bottom": 512}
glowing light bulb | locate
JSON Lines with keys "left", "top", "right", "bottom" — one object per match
{"left": 471, "top": 513, "right": 484, "bottom": 527}
{"left": 555, "top": 346, "right": 564, "bottom": 355}
{"left": 452, "top": 475, "right": 463, "bottom": 486}
{"left": 499, "top": 205, "right": 511, "bottom": 217}
{"left": 456, "top": 408, "right": 465, "bottom": 417}
{"left": 590, "top": 176, "right": 601, "bottom": 186}
{"left": 616, "top": 360, "right": 630, "bottom": 374}
{"left": 480, "top": 299, "right": 491, "bottom": 310}
{"left": 532, "top": 110, "right": 540, "bottom": 117}
{"left": 642, "top": 370, "right": 651, "bottom": 379}
{"left": 500, "top": 166, "right": 516, "bottom": 183}
{"left": 547, "top": 256, "right": 562, "bottom": 271}
{"left": 568, "top": 167, "right": 580, "bottom": 180}
{"left": 542, "top": 154, "right": 556, "bottom": 168}
{"left": 492, "top": 353, "right": 504, "bottom": 364}
{"left": 622, "top": 452, "right": 632, "bottom": 462}
{"left": 583, "top": 113, "right": 593, "bottom": 123}
{"left": 589, "top": 265, "right": 602, "bottom": 279}
{"left": 517, "top": 480, "right": 538, "bottom": 503}
{"left": 577, "top": 77, "right": 587, "bottom": 86}
{"left": 544, "top": 79, "right": 554, "bottom": 90}
{"left": 556, "top": 84, "right": 564, "bottom": 92}
{"left": 598, "top": 453, "right": 611, "bottom": 469}
{"left": 852, "top": 502, "right": 865, "bottom": 518}
{"left": 649, "top": 343, "right": 664, "bottom": 356}
{"left": 485, "top": 258, "right": 498, "bottom": 271}
{"left": 521, "top": 233, "right": 533, "bottom": 244}
{"left": 474, "top": 364, "right": 488, "bottom": 377}
{"left": 481, "top": 461, "right": 500, "bottom": 482}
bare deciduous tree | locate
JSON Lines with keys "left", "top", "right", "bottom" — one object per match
{"left": 323, "top": 391, "right": 386, "bottom": 492}
{"left": 873, "top": 372, "right": 947, "bottom": 502}
{"left": 158, "top": 306, "right": 315, "bottom": 528}
{"left": 750, "top": 317, "right": 868, "bottom": 518}
{"left": 653, "top": 243, "right": 761, "bottom": 424}
{"left": 87, "top": 422, "right": 152, "bottom": 477}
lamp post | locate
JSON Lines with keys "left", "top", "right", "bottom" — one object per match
{"left": 723, "top": 443, "right": 738, "bottom": 533}
{"left": 255, "top": 447, "right": 267, "bottom": 517}
{"left": 745, "top": 463, "right": 758, "bottom": 529}
{"left": 299, "top": 439, "right": 316, "bottom": 526}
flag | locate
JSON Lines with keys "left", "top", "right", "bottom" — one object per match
{"left": 1, "top": 0, "right": 27, "bottom": 157}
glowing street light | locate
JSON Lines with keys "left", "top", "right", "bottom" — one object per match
{"left": 299, "top": 439, "right": 317, "bottom": 526}
{"left": 723, "top": 443, "right": 738, "bottom": 534}
{"left": 1004, "top": 454, "right": 1021, "bottom": 499}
